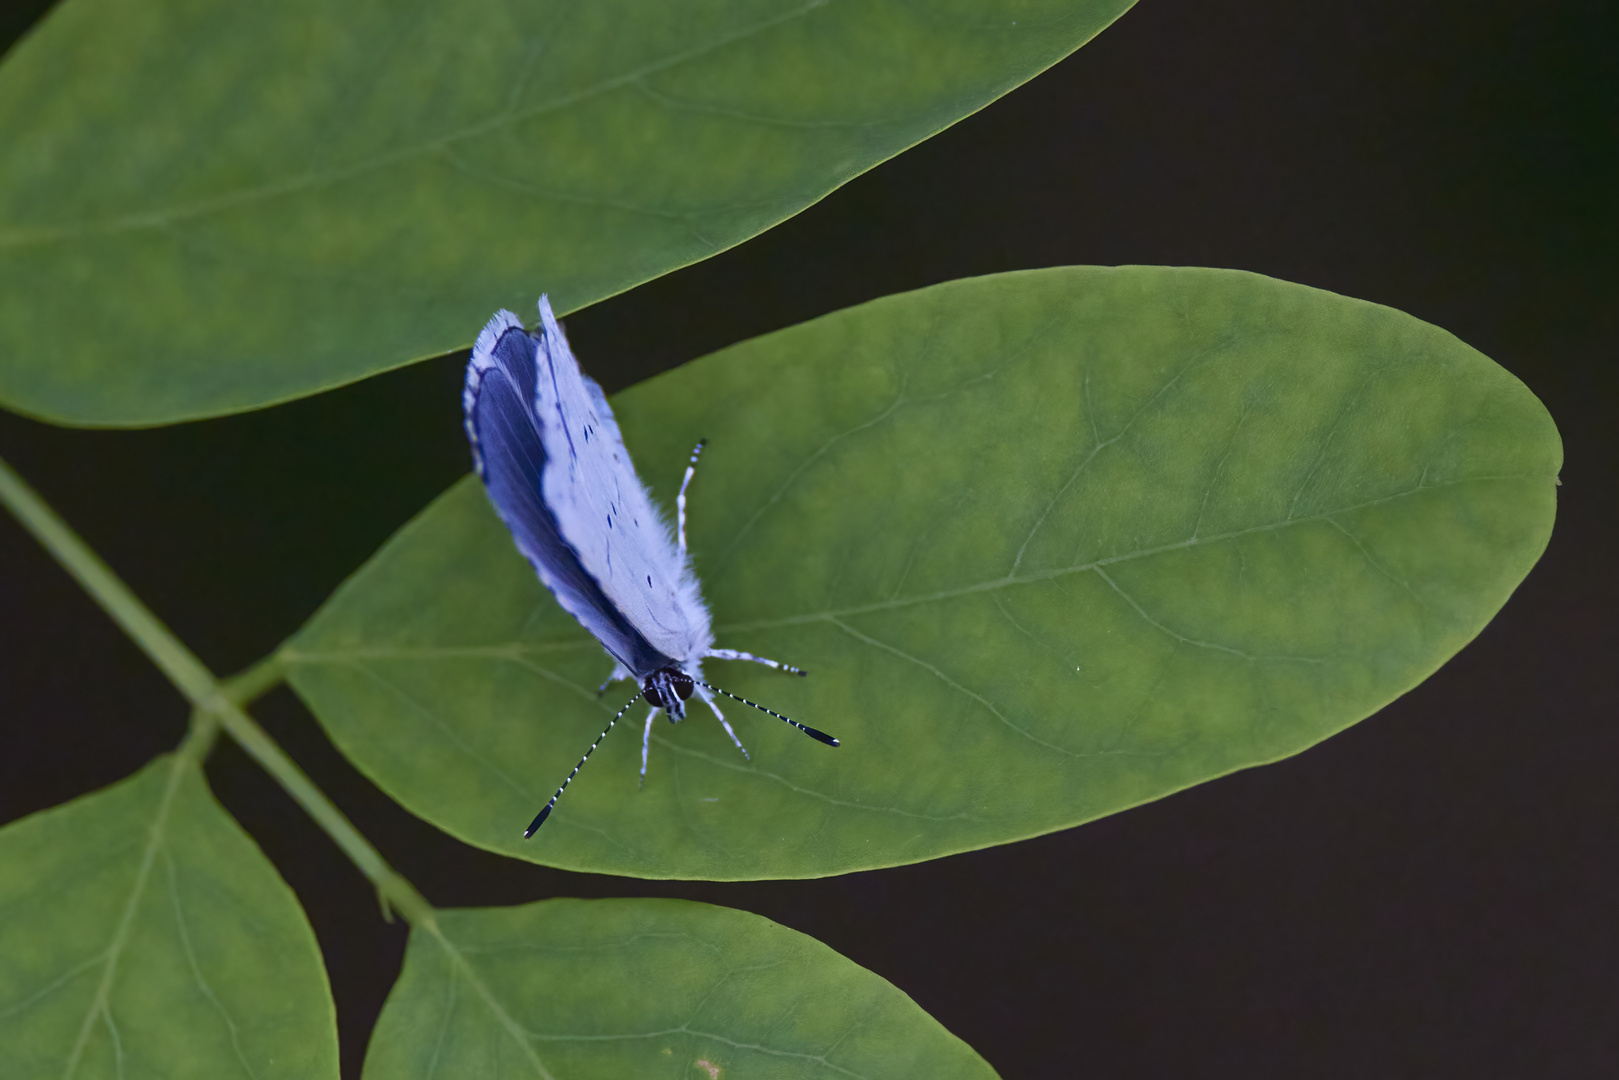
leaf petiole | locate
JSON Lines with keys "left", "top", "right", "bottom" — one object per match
{"left": 0, "top": 453, "right": 436, "bottom": 929}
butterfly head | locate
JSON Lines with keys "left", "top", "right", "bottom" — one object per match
{"left": 642, "top": 666, "right": 695, "bottom": 722}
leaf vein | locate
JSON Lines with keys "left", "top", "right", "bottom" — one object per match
{"left": 722, "top": 475, "right": 1530, "bottom": 633}
{"left": 1094, "top": 567, "right": 1325, "bottom": 662}
{"left": 437, "top": 149, "right": 694, "bottom": 223}
{"left": 1190, "top": 400, "right": 1251, "bottom": 540}
{"left": 343, "top": 660, "right": 535, "bottom": 801}
{"left": 0, "top": 0, "right": 833, "bottom": 251}
{"left": 1014, "top": 338, "right": 1223, "bottom": 574}
{"left": 652, "top": 732, "right": 983, "bottom": 821}
{"left": 825, "top": 616, "right": 1080, "bottom": 757}
{"left": 1286, "top": 365, "right": 1386, "bottom": 520}
{"left": 61, "top": 757, "right": 191, "bottom": 1080}
{"left": 426, "top": 926, "right": 558, "bottom": 1080}
{"left": 719, "top": 382, "right": 910, "bottom": 566}
{"left": 1326, "top": 516, "right": 1422, "bottom": 603}
{"left": 163, "top": 848, "right": 260, "bottom": 1079}
{"left": 631, "top": 76, "right": 880, "bottom": 130}
{"left": 0, "top": 952, "right": 108, "bottom": 1022}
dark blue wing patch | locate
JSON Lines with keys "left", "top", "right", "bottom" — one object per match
{"left": 467, "top": 324, "right": 673, "bottom": 677}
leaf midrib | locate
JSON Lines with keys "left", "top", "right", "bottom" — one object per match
{"left": 0, "top": 0, "right": 833, "bottom": 251}
{"left": 61, "top": 755, "right": 189, "bottom": 1079}
{"left": 286, "top": 472, "right": 1539, "bottom": 663}
{"left": 723, "top": 472, "right": 1534, "bottom": 632}
{"left": 428, "top": 921, "right": 874, "bottom": 1080}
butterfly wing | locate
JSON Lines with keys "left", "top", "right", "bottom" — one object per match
{"left": 464, "top": 309, "right": 675, "bottom": 677}
{"left": 526, "top": 296, "right": 713, "bottom": 668}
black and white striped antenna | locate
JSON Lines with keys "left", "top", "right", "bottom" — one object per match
{"left": 700, "top": 682, "right": 839, "bottom": 747}
{"left": 524, "top": 689, "right": 644, "bottom": 838}
{"left": 524, "top": 683, "right": 838, "bottom": 837}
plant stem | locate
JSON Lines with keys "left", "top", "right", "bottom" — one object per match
{"left": 222, "top": 652, "right": 289, "bottom": 707}
{"left": 0, "top": 454, "right": 217, "bottom": 705}
{"left": 181, "top": 707, "right": 224, "bottom": 763}
{"left": 209, "top": 697, "right": 437, "bottom": 928}
{"left": 0, "top": 453, "right": 435, "bottom": 929}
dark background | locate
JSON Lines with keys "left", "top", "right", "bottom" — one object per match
{"left": 2, "top": 1, "right": 1615, "bottom": 1076}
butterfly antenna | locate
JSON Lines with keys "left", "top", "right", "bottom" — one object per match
{"left": 698, "top": 681, "right": 839, "bottom": 747}
{"left": 525, "top": 689, "right": 644, "bottom": 838}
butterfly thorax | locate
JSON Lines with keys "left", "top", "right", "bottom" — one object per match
{"left": 642, "top": 666, "right": 695, "bottom": 722}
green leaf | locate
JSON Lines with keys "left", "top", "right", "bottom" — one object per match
{"left": 365, "top": 898, "right": 995, "bottom": 1079}
{"left": 284, "top": 266, "right": 1561, "bottom": 880}
{"left": 0, "top": 752, "right": 339, "bottom": 1079}
{"left": 0, "top": 0, "right": 1134, "bottom": 426}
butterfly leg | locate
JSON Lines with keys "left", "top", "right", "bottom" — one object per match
{"left": 676, "top": 439, "right": 706, "bottom": 556}
{"left": 693, "top": 683, "right": 750, "bottom": 761}
{"left": 638, "top": 706, "right": 659, "bottom": 787}
{"left": 705, "top": 648, "right": 808, "bottom": 677}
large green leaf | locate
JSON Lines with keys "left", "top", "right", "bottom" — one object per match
{"left": 365, "top": 898, "right": 995, "bottom": 1079}
{"left": 0, "top": 751, "right": 338, "bottom": 1078}
{"left": 0, "top": 0, "right": 1134, "bottom": 426}
{"left": 284, "top": 266, "right": 1561, "bottom": 880}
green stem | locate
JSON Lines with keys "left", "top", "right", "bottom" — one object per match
{"left": 181, "top": 707, "right": 224, "bottom": 764}
{"left": 209, "top": 698, "right": 437, "bottom": 928}
{"left": 0, "top": 454, "right": 216, "bottom": 705}
{"left": 0, "top": 453, "right": 435, "bottom": 929}
{"left": 221, "top": 652, "right": 289, "bottom": 707}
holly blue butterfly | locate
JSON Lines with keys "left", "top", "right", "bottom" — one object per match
{"left": 463, "top": 296, "right": 838, "bottom": 836}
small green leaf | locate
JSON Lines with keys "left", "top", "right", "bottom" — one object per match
{"left": 285, "top": 267, "right": 1561, "bottom": 880}
{"left": 365, "top": 898, "right": 995, "bottom": 1079}
{"left": 0, "top": 0, "right": 1134, "bottom": 426}
{"left": 0, "top": 753, "right": 339, "bottom": 1079}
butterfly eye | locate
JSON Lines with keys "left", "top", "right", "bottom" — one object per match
{"left": 670, "top": 671, "right": 694, "bottom": 701}
{"left": 641, "top": 680, "right": 668, "bottom": 709}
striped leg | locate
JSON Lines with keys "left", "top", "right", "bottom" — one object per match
{"left": 705, "top": 648, "right": 808, "bottom": 677}
{"left": 676, "top": 439, "right": 706, "bottom": 556}
{"left": 693, "top": 683, "right": 750, "bottom": 760}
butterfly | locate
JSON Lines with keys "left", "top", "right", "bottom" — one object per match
{"left": 463, "top": 296, "right": 838, "bottom": 836}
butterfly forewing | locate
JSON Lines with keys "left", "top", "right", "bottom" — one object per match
{"left": 528, "top": 301, "right": 712, "bottom": 669}
{"left": 465, "top": 312, "right": 672, "bottom": 677}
